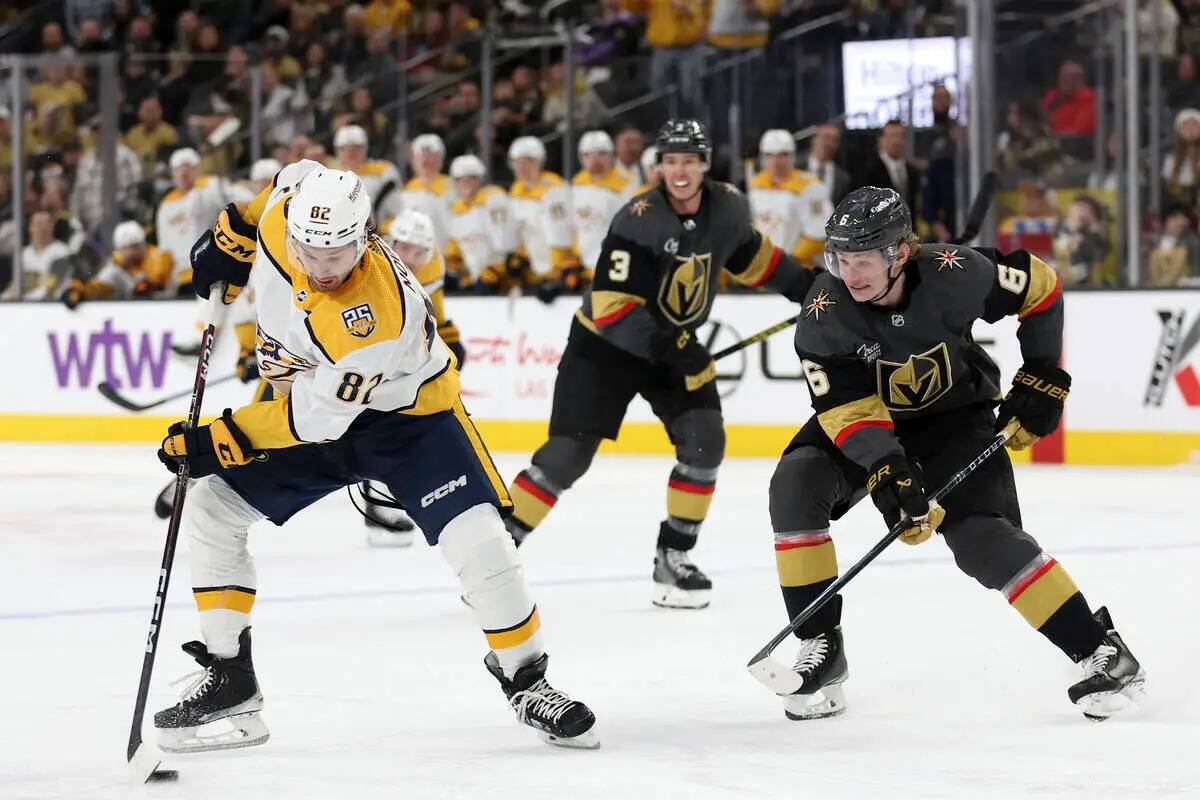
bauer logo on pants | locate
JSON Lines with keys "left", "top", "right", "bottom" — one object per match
{"left": 422, "top": 475, "right": 468, "bottom": 507}
{"left": 342, "top": 304, "right": 376, "bottom": 339}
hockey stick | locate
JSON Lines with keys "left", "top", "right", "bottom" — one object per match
{"left": 99, "top": 374, "right": 238, "bottom": 413}
{"left": 746, "top": 419, "right": 1019, "bottom": 695}
{"left": 711, "top": 313, "right": 801, "bottom": 362}
{"left": 951, "top": 170, "right": 999, "bottom": 245}
{"left": 127, "top": 283, "right": 227, "bottom": 784}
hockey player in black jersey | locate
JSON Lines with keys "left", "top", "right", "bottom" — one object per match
{"left": 505, "top": 120, "right": 816, "bottom": 609}
{"left": 766, "top": 186, "right": 1144, "bottom": 721}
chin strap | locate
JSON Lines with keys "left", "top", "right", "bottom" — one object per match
{"left": 866, "top": 257, "right": 905, "bottom": 304}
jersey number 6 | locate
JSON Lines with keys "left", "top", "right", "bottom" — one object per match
{"left": 801, "top": 359, "right": 830, "bottom": 396}
{"left": 608, "top": 249, "right": 631, "bottom": 282}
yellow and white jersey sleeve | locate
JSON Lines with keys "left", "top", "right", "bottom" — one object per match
{"left": 403, "top": 174, "right": 453, "bottom": 251}
{"left": 92, "top": 260, "right": 139, "bottom": 299}
{"left": 447, "top": 186, "right": 512, "bottom": 280}
{"left": 233, "top": 172, "right": 458, "bottom": 451}
{"left": 346, "top": 159, "right": 405, "bottom": 221}
{"left": 571, "top": 168, "right": 636, "bottom": 269}
{"left": 154, "top": 176, "right": 234, "bottom": 292}
{"left": 748, "top": 169, "right": 831, "bottom": 266}
{"left": 508, "top": 171, "right": 573, "bottom": 276}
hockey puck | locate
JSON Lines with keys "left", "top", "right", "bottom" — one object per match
{"left": 147, "top": 769, "right": 179, "bottom": 782}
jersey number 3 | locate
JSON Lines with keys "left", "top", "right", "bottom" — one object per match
{"left": 608, "top": 249, "right": 630, "bottom": 282}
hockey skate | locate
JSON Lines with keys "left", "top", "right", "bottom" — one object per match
{"left": 361, "top": 481, "right": 416, "bottom": 547}
{"left": 484, "top": 651, "right": 599, "bottom": 750}
{"left": 154, "top": 627, "right": 269, "bottom": 753}
{"left": 652, "top": 546, "right": 712, "bottom": 609}
{"left": 782, "top": 627, "right": 848, "bottom": 720}
{"left": 1068, "top": 606, "right": 1146, "bottom": 721}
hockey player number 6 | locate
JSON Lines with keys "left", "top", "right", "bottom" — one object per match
{"left": 997, "top": 263, "right": 1028, "bottom": 295}
{"left": 608, "top": 250, "right": 631, "bottom": 282}
{"left": 801, "top": 360, "right": 830, "bottom": 396}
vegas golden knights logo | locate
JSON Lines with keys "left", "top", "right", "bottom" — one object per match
{"left": 659, "top": 252, "right": 712, "bottom": 325}
{"left": 342, "top": 303, "right": 377, "bottom": 339}
{"left": 876, "top": 342, "right": 952, "bottom": 410}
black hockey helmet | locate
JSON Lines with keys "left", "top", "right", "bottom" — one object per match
{"left": 654, "top": 118, "right": 712, "bottom": 165}
{"left": 824, "top": 186, "right": 914, "bottom": 298}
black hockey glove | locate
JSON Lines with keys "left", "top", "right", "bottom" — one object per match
{"left": 235, "top": 349, "right": 260, "bottom": 383}
{"left": 158, "top": 409, "right": 259, "bottom": 478}
{"left": 190, "top": 203, "right": 257, "bottom": 303}
{"left": 995, "top": 360, "right": 1070, "bottom": 451}
{"left": 505, "top": 251, "right": 531, "bottom": 278}
{"left": 656, "top": 329, "right": 715, "bottom": 392}
{"left": 866, "top": 454, "right": 945, "bottom": 545}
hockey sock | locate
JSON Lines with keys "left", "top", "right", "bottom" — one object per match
{"left": 660, "top": 463, "right": 718, "bottom": 550}
{"left": 508, "top": 467, "right": 562, "bottom": 533}
{"left": 774, "top": 529, "right": 841, "bottom": 638}
{"left": 440, "top": 504, "right": 545, "bottom": 677}
{"left": 1002, "top": 553, "right": 1105, "bottom": 661}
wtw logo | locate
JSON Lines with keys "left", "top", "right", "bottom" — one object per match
{"left": 47, "top": 319, "right": 174, "bottom": 389}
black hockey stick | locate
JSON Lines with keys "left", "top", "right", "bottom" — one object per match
{"left": 951, "top": 170, "right": 999, "bottom": 245}
{"left": 747, "top": 420, "right": 1019, "bottom": 695}
{"left": 711, "top": 313, "right": 802, "bottom": 362}
{"left": 99, "top": 373, "right": 238, "bottom": 413}
{"left": 127, "top": 283, "right": 227, "bottom": 784}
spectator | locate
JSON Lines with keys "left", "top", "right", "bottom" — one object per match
{"left": 2, "top": 211, "right": 71, "bottom": 301}
{"left": 921, "top": 120, "right": 958, "bottom": 242}
{"left": 70, "top": 118, "right": 143, "bottom": 237}
{"left": 119, "top": 54, "right": 159, "bottom": 127}
{"left": 29, "top": 63, "right": 87, "bottom": 146}
{"left": 123, "top": 96, "right": 179, "bottom": 177}
{"left": 359, "top": 30, "right": 400, "bottom": 107}
{"left": 510, "top": 65, "right": 544, "bottom": 128}
{"left": 364, "top": 0, "right": 411, "bottom": 34}
{"left": 287, "top": 5, "right": 322, "bottom": 60}
{"left": 122, "top": 13, "right": 159, "bottom": 57}
{"left": 285, "top": 134, "right": 314, "bottom": 165}
{"left": 1040, "top": 60, "right": 1097, "bottom": 137}
{"left": 582, "top": 0, "right": 643, "bottom": 67}
{"left": 613, "top": 124, "right": 646, "bottom": 185}
{"left": 264, "top": 26, "right": 303, "bottom": 82}
{"left": 802, "top": 122, "right": 850, "bottom": 205}
{"left": 1150, "top": 205, "right": 1200, "bottom": 286}
{"left": 853, "top": 119, "right": 920, "bottom": 215}
{"left": 302, "top": 41, "right": 350, "bottom": 126}
{"left": 1167, "top": 53, "right": 1200, "bottom": 112}
{"left": 997, "top": 100, "right": 1062, "bottom": 186}
{"left": 38, "top": 182, "right": 83, "bottom": 246}
{"left": 999, "top": 181, "right": 1062, "bottom": 237}
{"left": 40, "top": 21, "right": 76, "bottom": 57}
{"left": 1163, "top": 107, "right": 1200, "bottom": 207}
{"left": 171, "top": 9, "right": 200, "bottom": 54}
{"left": 259, "top": 62, "right": 310, "bottom": 151}
{"left": 1051, "top": 194, "right": 1111, "bottom": 286}
{"left": 622, "top": 0, "right": 710, "bottom": 120}
{"left": 541, "top": 61, "right": 603, "bottom": 132}
{"left": 931, "top": 83, "right": 953, "bottom": 127}
{"left": 336, "top": 3, "right": 371, "bottom": 78}
{"left": 0, "top": 106, "right": 15, "bottom": 175}
{"left": 1138, "top": 0, "right": 1180, "bottom": 59}
{"left": 709, "top": 0, "right": 777, "bottom": 49}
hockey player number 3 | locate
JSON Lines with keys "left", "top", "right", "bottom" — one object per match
{"left": 802, "top": 360, "right": 830, "bottom": 396}
{"left": 997, "top": 263, "right": 1028, "bottom": 295}
{"left": 608, "top": 249, "right": 631, "bottom": 282}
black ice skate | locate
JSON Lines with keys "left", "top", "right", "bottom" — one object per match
{"left": 154, "top": 627, "right": 269, "bottom": 752}
{"left": 652, "top": 546, "right": 712, "bottom": 609}
{"left": 361, "top": 481, "right": 416, "bottom": 547}
{"left": 484, "top": 651, "right": 599, "bottom": 750}
{"left": 783, "top": 627, "right": 849, "bottom": 720}
{"left": 1067, "top": 606, "right": 1146, "bottom": 721}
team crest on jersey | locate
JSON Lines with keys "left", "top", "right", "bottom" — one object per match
{"left": 804, "top": 289, "right": 837, "bottom": 321}
{"left": 933, "top": 248, "right": 965, "bottom": 271}
{"left": 631, "top": 198, "right": 651, "bottom": 216}
{"left": 342, "top": 303, "right": 376, "bottom": 339}
{"left": 876, "top": 342, "right": 953, "bottom": 411}
{"left": 659, "top": 252, "right": 712, "bottom": 326}
{"left": 256, "top": 327, "right": 316, "bottom": 383}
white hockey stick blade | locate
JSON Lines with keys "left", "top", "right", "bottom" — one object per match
{"left": 747, "top": 653, "right": 805, "bottom": 695}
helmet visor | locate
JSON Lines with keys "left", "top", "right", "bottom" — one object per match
{"left": 287, "top": 234, "right": 359, "bottom": 287}
{"left": 824, "top": 244, "right": 890, "bottom": 284}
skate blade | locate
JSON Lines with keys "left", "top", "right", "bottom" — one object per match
{"left": 366, "top": 529, "right": 415, "bottom": 548}
{"left": 748, "top": 654, "right": 806, "bottom": 695}
{"left": 651, "top": 583, "right": 710, "bottom": 609}
{"left": 785, "top": 684, "right": 847, "bottom": 721}
{"left": 1078, "top": 669, "right": 1146, "bottom": 721}
{"left": 158, "top": 711, "right": 270, "bottom": 753}
{"left": 539, "top": 726, "right": 600, "bottom": 750}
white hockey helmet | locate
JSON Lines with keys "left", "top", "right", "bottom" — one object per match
{"left": 387, "top": 208, "right": 436, "bottom": 251}
{"left": 411, "top": 133, "right": 446, "bottom": 156}
{"left": 250, "top": 157, "right": 282, "bottom": 183}
{"left": 168, "top": 147, "right": 201, "bottom": 170}
{"left": 112, "top": 220, "right": 146, "bottom": 249}
{"left": 286, "top": 167, "right": 372, "bottom": 269}
{"left": 508, "top": 135, "right": 546, "bottom": 165}
{"left": 578, "top": 130, "right": 614, "bottom": 157}
{"left": 759, "top": 129, "right": 796, "bottom": 155}
{"left": 334, "top": 124, "right": 369, "bottom": 149}
{"left": 640, "top": 145, "right": 658, "bottom": 175}
{"left": 449, "top": 154, "right": 487, "bottom": 179}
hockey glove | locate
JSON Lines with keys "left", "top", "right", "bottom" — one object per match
{"left": 867, "top": 454, "right": 945, "bottom": 545}
{"left": 60, "top": 279, "right": 85, "bottom": 310}
{"left": 995, "top": 361, "right": 1070, "bottom": 451}
{"left": 438, "top": 320, "right": 467, "bottom": 369}
{"left": 158, "top": 409, "right": 259, "bottom": 477}
{"left": 190, "top": 203, "right": 257, "bottom": 303}
{"left": 235, "top": 349, "right": 260, "bottom": 383}
{"left": 505, "top": 251, "right": 531, "bottom": 279}
{"left": 657, "top": 329, "right": 716, "bottom": 392}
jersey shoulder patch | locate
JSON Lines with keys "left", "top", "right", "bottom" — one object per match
{"left": 795, "top": 275, "right": 855, "bottom": 357}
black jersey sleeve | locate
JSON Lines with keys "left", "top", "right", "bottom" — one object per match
{"left": 976, "top": 248, "right": 1064, "bottom": 365}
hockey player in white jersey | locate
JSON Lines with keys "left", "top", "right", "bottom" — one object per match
{"left": 506, "top": 136, "right": 578, "bottom": 296}
{"left": 155, "top": 147, "right": 235, "bottom": 296}
{"left": 444, "top": 154, "right": 517, "bottom": 293}
{"left": 153, "top": 161, "right": 599, "bottom": 752}
{"left": 403, "top": 133, "right": 453, "bottom": 250}
{"left": 333, "top": 124, "right": 405, "bottom": 221}
{"left": 571, "top": 130, "right": 636, "bottom": 281}
{"left": 59, "top": 220, "right": 172, "bottom": 306}
{"left": 747, "top": 129, "right": 830, "bottom": 267}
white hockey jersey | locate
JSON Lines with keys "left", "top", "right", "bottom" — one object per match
{"left": 571, "top": 168, "right": 636, "bottom": 270}
{"left": 229, "top": 160, "right": 459, "bottom": 449}
{"left": 338, "top": 159, "right": 405, "bottom": 222}
{"left": 508, "top": 171, "right": 575, "bottom": 277}
{"left": 747, "top": 168, "right": 831, "bottom": 266}
{"left": 403, "top": 173, "right": 453, "bottom": 251}
{"left": 445, "top": 185, "right": 515, "bottom": 281}
{"left": 155, "top": 176, "right": 235, "bottom": 293}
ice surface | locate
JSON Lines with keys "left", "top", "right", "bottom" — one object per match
{"left": 1, "top": 443, "right": 1197, "bottom": 799}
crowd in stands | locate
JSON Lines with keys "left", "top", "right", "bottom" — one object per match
{"left": 2, "top": 0, "right": 1200, "bottom": 300}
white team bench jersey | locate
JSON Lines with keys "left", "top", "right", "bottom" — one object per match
{"left": 235, "top": 160, "right": 459, "bottom": 449}
{"left": 156, "top": 176, "right": 235, "bottom": 294}
{"left": 747, "top": 168, "right": 831, "bottom": 265}
{"left": 571, "top": 168, "right": 636, "bottom": 270}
